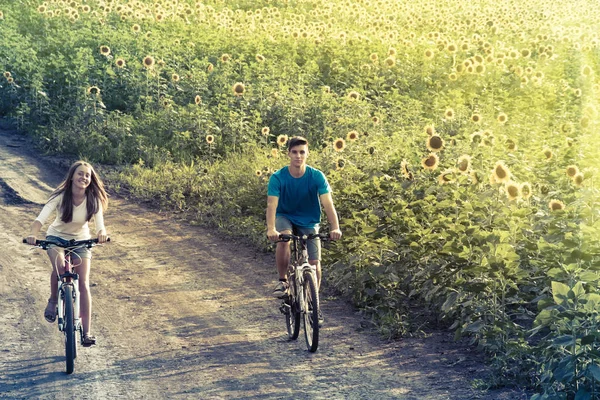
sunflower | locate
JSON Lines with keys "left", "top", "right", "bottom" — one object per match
{"left": 577, "top": 115, "right": 590, "bottom": 129}
{"left": 207, "top": 63, "right": 214, "bottom": 73}
{"left": 369, "top": 53, "right": 378, "bottom": 62}
{"left": 400, "top": 160, "right": 413, "bottom": 179}
{"left": 143, "top": 55, "right": 155, "bottom": 68}
{"left": 475, "top": 64, "right": 486, "bottom": 74}
{"left": 333, "top": 138, "right": 346, "bottom": 152}
{"left": 270, "top": 148, "right": 279, "bottom": 158}
{"left": 335, "top": 158, "right": 346, "bottom": 170}
{"left": 87, "top": 86, "right": 101, "bottom": 95}
{"left": 543, "top": 148, "right": 553, "bottom": 160}
{"left": 346, "top": 130, "right": 359, "bottom": 141}
{"left": 100, "top": 45, "right": 111, "bottom": 56}
{"left": 388, "top": 47, "right": 397, "bottom": 56}
{"left": 255, "top": 170, "right": 262, "bottom": 177}
{"left": 581, "top": 65, "right": 593, "bottom": 77}
{"left": 3, "top": 71, "right": 11, "bottom": 78}
{"left": 548, "top": 199, "right": 565, "bottom": 211}
{"left": 384, "top": 57, "right": 395, "bottom": 67}
{"left": 232, "top": 82, "right": 245, "bottom": 96}
{"left": 7, "top": 77, "right": 14, "bottom": 84}
{"left": 421, "top": 153, "right": 439, "bottom": 171}
{"left": 457, "top": 155, "right": 471, "bottom": 173}
{"left": 470, "top": 113, "right": 481, "bottom": 123}
{"left": 322, "top": 86, "right": 331, "bottom": 94}
{"left": 424, "top": 49, "right": 434, "bottom": 59}
{"left": 194, "top": 95, "right": 202, "bottom": 105}
{"left": 446, "top": 43, "right": 457, "bottom": 53}
{"left": 438, "top": 168, "right": 456, "bottom": 185}
{"left": 505, "top": 181, "right": 520, "bottom": 201}
{"left": 448, "top": 73, "right": 458, "bottom": 81}
{"left": 256, "top": 54, "right": 265, "bottom": 62}
{"left": 573, "top": 173, "right": 584, "bottom": 186}
{"left": 517, "top": 183, "right": 532, "bottom": 200}
{"left": 424, "top": 125, "right": 435, "bottom": 136}
{"left": 277, "top": 134, "right": 288, "bottom": 147}
{"left": 347, "top": 91, "right": 360, "bottom": 100}
{"left": 566, "top": 165, "right": 579, "bottom": 178}
{"left": 470, "top": 170, "right": 481, "bottom": 185}
{"left": 258, "top": 127, "right": 269, "bottom": 137}
{"left": 132, "top": 24, "right": 141, "bottom": 33}
{"left": 492, "top": 161, "right": 511, "bottom": 183}
{"left": 372, "top": 116, "right": 380, "bottom": 124}
{"left": 172, "top": 73, "right": 180, "bottom": 82}
{"left": 206, "top": 135, "right": 215, "bottom": 144}
{"left": 426, "top": 135, "right": 444, "bottom": 152}
{"left": 470, "top": 131, "right": 482, "bottom": 144}
{"left": 506, "top": 139, "right": 517, "bottom": 151}
{"left": 444, "top": 108, "right": 455, "bottom": 120}
{"left": 115, "top": 58, "right": 126, "bottom": 68}
{"left": 220, "top": 53, "right": 230, "bottom": 63}
{"left": 497, "top": 113, "right": 508, "bottom": 124}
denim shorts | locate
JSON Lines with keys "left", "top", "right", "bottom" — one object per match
{"left": 46, "top": 235, "right": 92, "bottom": 260}
{"left": 276, "top": 216, "right": 321, "bottom": 261}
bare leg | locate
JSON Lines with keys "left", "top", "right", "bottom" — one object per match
{"left": 75, "top": 258, "right": 92, "bottom": 336}
{"left": 276, "top": 230, "right": 292, "bottom": 280}
{"left": 47, "top": 248, "right": 65, "bottom": 302}
{"left": 309, "top": 259, "right": 321, "bottom": 290}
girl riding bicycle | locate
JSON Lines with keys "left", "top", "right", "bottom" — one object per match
{"left": 26, "top": 160, "right": 109, "bottom": 346}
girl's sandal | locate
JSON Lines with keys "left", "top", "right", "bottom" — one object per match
{"left": 82, "top": 334, "right": 97, "bottom": 347}
{"left": 44, "top": 299, "right": 58, "bottom": 323}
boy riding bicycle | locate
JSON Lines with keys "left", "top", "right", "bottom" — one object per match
{"left": 266, "top": 136, "right": 342, "bottom": 324}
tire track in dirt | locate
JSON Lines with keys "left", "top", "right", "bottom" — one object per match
{"left": 0, "top": 128, "right": 527, "bottom": 400}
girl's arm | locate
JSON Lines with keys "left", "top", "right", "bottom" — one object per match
{"left": 93, "top": 204, "right": 108, "bottom": 243}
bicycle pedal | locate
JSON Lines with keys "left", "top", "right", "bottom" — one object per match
{"left": 279, "top": 303, "right": 291, "bottom": 314}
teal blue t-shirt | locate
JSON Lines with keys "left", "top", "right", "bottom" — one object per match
{"left": 267, "top": 165, "right": 331, "bottom": 228}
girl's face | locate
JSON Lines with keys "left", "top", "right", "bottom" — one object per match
{"left": 72, "top": 165, "right": 92, "bottom": 191}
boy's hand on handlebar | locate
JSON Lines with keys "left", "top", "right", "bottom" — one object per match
{"left": 25, "top": 235, "right": 37, "bottom": 245}
{"left": 267, "top": 228, "right": 280, "bottom": 242}
{"left": 329, "top": 229, "right": 342, "bottom": 240}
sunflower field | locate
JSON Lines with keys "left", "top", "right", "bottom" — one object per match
{"left": 1, "top": 0, "right": 599, "bottom": 396}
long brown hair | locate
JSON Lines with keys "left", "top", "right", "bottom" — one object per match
{"left": 49, "top": 161, "right": 109, "bottom": 223}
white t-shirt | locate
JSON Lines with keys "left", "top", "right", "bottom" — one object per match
{"left": 35, "top": 193, "right": 105, "bottom": 240}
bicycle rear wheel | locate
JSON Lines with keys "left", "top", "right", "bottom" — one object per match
{"left": 285, "top": 276, "right": 300, "bottom": 340}
{"left": 302, "top": 272, "right": 319, "bottom": 352}
{"left": 64, "top": 285, "right": 76, "bottom": 374}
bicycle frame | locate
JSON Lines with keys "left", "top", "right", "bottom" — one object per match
{"left": 288, "top": 237, "right": 317, "bottom": 315}
{"left": 55, "top": 251, "right": 81, "bottom": 335}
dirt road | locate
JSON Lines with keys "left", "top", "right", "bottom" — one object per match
{"left": 0, "top": 127, "right": 526, "bottom": 399}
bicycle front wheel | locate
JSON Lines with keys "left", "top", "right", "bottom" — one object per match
{"left": 285, "top": 277, "right": 301, "bottom": 340}
{"left": 63, "top": 285, "right": 76, "bottom": 374}
{"left": 302, "top": 272, "right": 319, "bottom": 352}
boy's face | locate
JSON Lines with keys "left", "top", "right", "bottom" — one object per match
{"left": 288, "top": 144, "right": 309, "bottom": 168}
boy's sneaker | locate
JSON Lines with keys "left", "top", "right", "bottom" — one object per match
{"left": 272, "top": 281, "right": 289, "bottom": 298}
{"left": 318, "top": 310, "right": 324, "bottom": 327}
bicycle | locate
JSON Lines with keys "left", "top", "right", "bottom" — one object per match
{"left": 278, "top": 233, "right": 328, "bottom": 353}
{"left": 23, "top": 237, "right": 108, "bottom": 374}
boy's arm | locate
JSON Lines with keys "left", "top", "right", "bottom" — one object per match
{"left": 320, "top": 192, "right": 342, "bottom": 240}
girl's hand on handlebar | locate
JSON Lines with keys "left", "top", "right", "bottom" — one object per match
{"left": 97, "top": 231, "right": 109, "bottom": 244}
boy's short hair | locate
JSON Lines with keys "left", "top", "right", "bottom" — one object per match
{"left": 287, "top": 136, "right": 308, "bottom": 151}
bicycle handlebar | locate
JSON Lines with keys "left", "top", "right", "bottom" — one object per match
{"left": 277, "top": 233, "right": 330, "bottom": 243}
{"left": 23, "top": 237, "right": 110, "bottom": 250}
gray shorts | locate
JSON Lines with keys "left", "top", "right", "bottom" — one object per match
{"left": 276, "top": 216, "right": 321, "bottom": 261}
{"left": 46, "top": 235, "right": 92, "bottom": 260}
